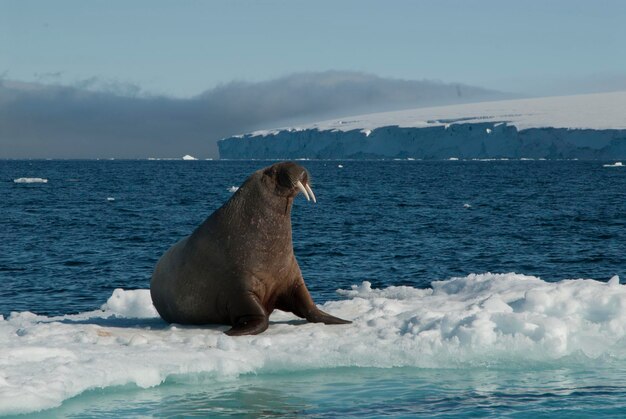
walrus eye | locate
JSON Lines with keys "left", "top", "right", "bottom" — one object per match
{"left": 276, "top": 169, "right": 294, "bottom": 189}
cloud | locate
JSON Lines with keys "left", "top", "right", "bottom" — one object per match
{"left": 521, "top": 73, "right": 626, "bottom": 97}
{"left": 33, "top": 71, "right": 64, "bottom": 82}
{"left": 0, "top": 71, "right": 510, "bottom": 158}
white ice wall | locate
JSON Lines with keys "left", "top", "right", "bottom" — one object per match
{"left": 218, "top": 92, "right": 626, "bottom": 160}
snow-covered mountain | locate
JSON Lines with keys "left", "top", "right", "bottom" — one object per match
{"left": 218, "top": 91, "right": 626, "bottom": 160}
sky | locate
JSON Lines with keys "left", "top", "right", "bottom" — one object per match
{"left": 3, "top": 0, "right": 626, "bottom": 97}
{"left": 1, "top": 0, "right": 626, "bottom": 158}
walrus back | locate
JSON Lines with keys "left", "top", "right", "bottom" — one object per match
{"left": 150, "top": 237, "right": 187, "bottom": 323}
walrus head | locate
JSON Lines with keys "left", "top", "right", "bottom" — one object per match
{"left": 262, "top": 161, "right": 316, "bottom": 203}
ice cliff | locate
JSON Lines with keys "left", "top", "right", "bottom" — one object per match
{"left": 218, "top": 91, "right": 626, "bottom": 160}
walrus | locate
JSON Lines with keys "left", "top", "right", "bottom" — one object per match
{"left": 150, "top": 161, "right": 351, "bottom": 335}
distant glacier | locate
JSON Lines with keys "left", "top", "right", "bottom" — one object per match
{"left": 219, "top": 91, "right": 626, "bottom": 160}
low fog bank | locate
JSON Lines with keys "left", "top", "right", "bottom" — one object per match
{"left": 0, "top": 71, "right": 510, "bottom": 159}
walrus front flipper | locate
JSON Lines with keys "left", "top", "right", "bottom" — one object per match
{"left": 225, "top": 293, "right": 269, "bottom": 336}
{"left": 225, "top": 315, "right": 269, "bottom": 336}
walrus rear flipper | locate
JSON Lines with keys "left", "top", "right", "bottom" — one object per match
{"left": 305, "top": 308, "right": 352, "bottom": 325}
{"left": 280, "top": 279, "right": 352, "bottom": 326}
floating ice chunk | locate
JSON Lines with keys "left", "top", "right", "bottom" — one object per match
{"left": 13, "top": 177, "right": 48, "bottom": 183}
{"left": 182, "top": 155, "right": 198, "bottom": 160}
{"left": 448, "top": 157, "right": 459, "bottom": 161}
{"left": 106, "top": 197, "right": 115, "bottom": 202}
{"left": 338, "top": 164, "right": 344, "bottom": 168}
{"left": 486, "top": 128, "right": 492, "bottom": 134}
{"left": 463, "top": 203, "right": 472, "bottom": 208}
{"left": 228, "top": 186, "right": 239, "bottom": 193}
{"left": 603, "top": 162, "right": 623, "bottom": 167}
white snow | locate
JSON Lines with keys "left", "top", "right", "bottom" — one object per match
{"left": 13, "top": 178, "right": 48, "bottom": 183}
{"left": 3, "top": 273, "right": 626, "bottom": 415}
{"left": 248, "top": 91, "right": 626, "bottom": 136}
{"left": 102, "top": 288, "right": 159, "bottom": 319}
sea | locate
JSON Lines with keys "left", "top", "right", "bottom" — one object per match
{"left": 1, "top": 159, "right": 626, "bottom": 417}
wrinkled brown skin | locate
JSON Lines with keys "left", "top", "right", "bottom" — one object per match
{"left": 150, "top": 161, "right": 351, "bottom": 335}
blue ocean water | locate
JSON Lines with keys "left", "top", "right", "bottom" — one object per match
{"left": 2, "top": 159, "right": 626, "bottom": 417}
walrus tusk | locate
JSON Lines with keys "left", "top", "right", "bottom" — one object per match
{"left": 296, "top": 181, "right": 310, "bottom": 201}
{"left": 304, "top": 183, "right": 316, "bottom": 203}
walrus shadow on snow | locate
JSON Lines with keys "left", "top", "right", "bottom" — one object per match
{"left": 150, "top": 161, "right": 351, "bottom": 336}
{"left": 57, "top": 317, "right": 168, "bottom": 330}
{"left": 56, "top": 316, "right": 225, "bottom": 333}
{"left": 57, "top": 316, "right": 310, "bottom": 333}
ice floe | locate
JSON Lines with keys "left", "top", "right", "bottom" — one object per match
{"left": 3, "top": 273, "right": 626, "bottom": 415}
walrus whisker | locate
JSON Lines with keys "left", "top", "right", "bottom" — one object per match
{"left": 296, "top": 181, "right": 310, "bottom": 201}
{"left": 304, "top": 183, "right": 316, "bottom": 203}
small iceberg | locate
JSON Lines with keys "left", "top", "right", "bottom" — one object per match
{"left": 13, "top": 178, "right": 48, "bottom": 183}
{"left": 106, "top": 197, "right": 115, "bottom": 202}
{"left": 182, "top": 155, "right": 198, "bottom": 161}
{"left": 603, "top": 162, "right": 623, "bottom": 167}
{"left": 228, "top": 186, "right": 239, "bottom": 193}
